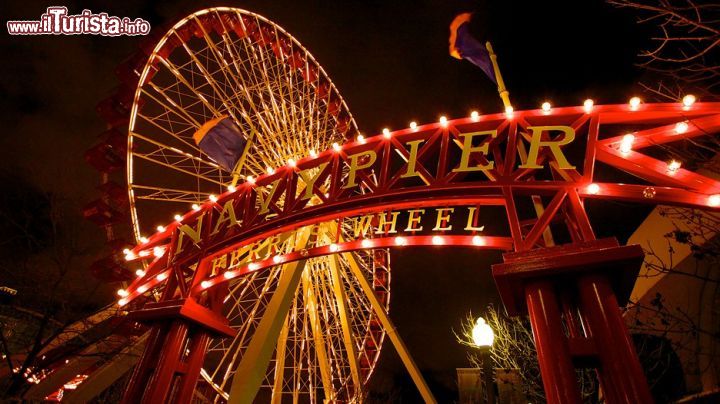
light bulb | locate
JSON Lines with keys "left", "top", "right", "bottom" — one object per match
{"left": 209, "top": 194, "right": 217, "bottom": 202}
{"left": 505, "top": 105, "right": 514, "bottom": 117}
{"left": 382, "top": 128, "right": 391, "bottom": 139}
{"left": 329, "top": 243, "right": 339, "bottom": 252}
{"left": 541, "top": 102, "right": 551, "bottom": 112}
{"left": 629, "top": 96, "right": 641, "bottom": 110}
{"left": 432, "top": 235, "right": 444, "bottom": 245}
{"left": 174, "top": 214, "right": 183, "bottom": 221}
{"left": 333, "top": 142, "right": 342, "bottom": 152}
{"left": 248, "top": 262, "right": 259, "bottom": 271}
{"left": 192, "top": 203, "right": 201, "bottom": 211}
{"left": 675, "top": 121, "right": 689, "bottom": 134}
{"left": 227, "top": 184, "right": 236, "bottom": 192}
{"left": 357, "top": 134, "right": 365, "bottom": 144}
{"left": 156, "top": 272, "right": 167, "bottom": 281}
{"left": 395, "top": 236, "right": 406, "bottom": 246}
{"left": 224, "top": 271, "right": 235, "bottom": 279}
{"left": 156, "top": 225, "right": 166, "bottom": 232}
{"left": 439, "top": 116, "right": 448, "bottom": 127}
{"left": 472, "top": 235, "right": 485, "bottom": 246}
{"left": 139, "top": 236, "right": 148, "bottom": 243}
{"left": 410, "top": 121, "right": 417, "bottom": 130}
{"left": 272, "top": 255, "right": 283, "bottom": 264}
{"left": 667, "top": 160, "right": 681, "bottom": 174}
{"left": 309, "top": 149, "right": 317, "bottom": 158}
{"left": 288, "top": 158, "right": 296, "bottom": 167}
{"left": 620, "top": 134, "right": 635, "bottom": 154}
{"left": 361, "top": 239, "right": 372, "bottom": 248}
{"left": 135, "top": 269, "right": 145, "bottom": 277}
{"left": 118, "top": 298, "right": 127, "bottom": 306}
{"left": 266, "top": 166, "right": 275, "bottom": 175}
{"left": 583, "top": 99, "right": 594, "bottom": 113}
{"left": 682, "top": 94, "right": 696, "bottom": 108}
{"left": 117, "top": 289, "right": 128, "bottom": 297}
{"left": 201, "top": 280, "right": 211, "bottom": 289}
{"left": 587, "top": 183, "right": 600, "bottom": 195}
{"left": 153, "top": 246, "right": 165, "bottom": 257}
{"left": 471, "top": 111, "right": 480, "bottom": 120}
{"left": 708, "top": 194, "right": 720, "bottom": 207}
{"left": 246, "top": 176, "right": 255, "bottom": 184}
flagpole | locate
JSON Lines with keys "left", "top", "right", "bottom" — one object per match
{"left": 485, "top": 41, "right": 512, "bottom": 110}
{"left": 230, "top": 129, "right": 257, "bottom": 187}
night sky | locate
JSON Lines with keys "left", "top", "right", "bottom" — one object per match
{"left": 1, "top": 0, "right": 654, "bottom": 400}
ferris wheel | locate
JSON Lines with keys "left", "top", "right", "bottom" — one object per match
{"left": 126, "top": 8, "right": 390, "bottom": 402}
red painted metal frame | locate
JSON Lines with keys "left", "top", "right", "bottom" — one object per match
{"left": 118, "top": 102, "right": 719, "bottom": 403}
{"left": 121, "top": 102, "right": 720, "bottom": 305}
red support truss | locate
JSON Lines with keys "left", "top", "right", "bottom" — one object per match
{"left": 110, "top": 102, "right": 720, "bottom": 402}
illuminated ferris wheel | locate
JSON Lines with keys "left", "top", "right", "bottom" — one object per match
{"left": 126, "top": 8, "right": 390, "bottom": 402}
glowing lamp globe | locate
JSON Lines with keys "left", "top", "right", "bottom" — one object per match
{"left": 472, "top": 317, "right": 494, "bottom": 348}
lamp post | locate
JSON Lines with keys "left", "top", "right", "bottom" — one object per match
{"left": 472, "top": 317, "right": 495, "bottom": 404}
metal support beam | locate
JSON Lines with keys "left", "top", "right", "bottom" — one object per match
{"left": 328, "top": 254, "right": 362, "bottom": 397}
{"left": 341, "top": 251, "right": 437, "bottom": 404}
{"left": 302, "top": 266, "right": 334, "bottom": 400}
{"left": 63, "top": 334, "right": 148, "bottom": 402}
{"left": 228, "top": 227, "right": 312, "bottom": 404}
{"left": 270, "top": 315, "right": 290, "bottom": 404}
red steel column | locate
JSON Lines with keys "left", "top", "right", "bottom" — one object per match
{"left": 143, "top": 320, "right": 189, "bottom": 403}
{"left": 578, "top": 275, "right": 653, "bottom": 404}
{"left": 121, "top": 325, "right": 164, "bottom": 403}
{"left": 174, "top": 331, "right": 212, "bottom": 404}
{"left": 525, "top": 280, "right": 582, "bottom": 404}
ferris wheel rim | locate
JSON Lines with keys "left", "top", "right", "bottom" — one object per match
{"left": 122, "top": 7, "right": 389, "bottom": 401}
{"left": 126, "top": 6, "right": 361, "bottom": 244}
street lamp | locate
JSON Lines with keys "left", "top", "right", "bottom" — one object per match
{"left": 473, "top": 317, "right": 495, "bottom": 403}
{"left": 472, "top": 317, "right": 494, "bottom": 348}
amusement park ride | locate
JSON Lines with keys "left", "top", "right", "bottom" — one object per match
{"left": 21, "top": 6, "right": 720, "bottom": 404}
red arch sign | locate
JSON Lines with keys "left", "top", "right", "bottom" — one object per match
{"left": 121, "top": 102, "right": 720, "bottom": 305}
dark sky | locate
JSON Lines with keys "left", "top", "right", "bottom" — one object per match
{"left": 0, "top": 0, "right": 652, "bottom": 400}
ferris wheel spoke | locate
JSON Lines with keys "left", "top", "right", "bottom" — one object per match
{"left": 214, "top": 39, "right": 286, "bottom": 165}
{"left": 133, "top": 152, "right": 225, "bottom": 187}
{"left": 213, "top": 268, "right": 281, "bottom": 384}
{"left": 223, "top": 22, "right": 302, "bottom": 162}
{"left": 188, "top": 16, "right": 265, "bottom": 133}
{"left": 140, "top": 81, "right": 203, "bottom": 131}
{"left": 157, "top": 55, "right": 225, "bottom": 120}
{"left": 132, "top": 132, "right": 222, "bottom": 181}
{"left": 130, "top": 184, "right": 211, "bottom": 204}
{"left": 174, "top": 29, "right": 250, "bottom": 132}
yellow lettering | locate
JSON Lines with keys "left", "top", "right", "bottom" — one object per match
{"left": 400, "top": 140, "right": 424, "bottom": 178}
{"left": 376, "top": 211, "right": 400, "bottom": 234}
{"left": 352, "top": 215, "right": 375, "bottom": 238}
{"left": 405, "top": 209, "right": 425, "bottom": 232}
{"left": 175, "top": 216, "right": 204, "bottom": 254}
{"left": 518, "top": 126, "right": 576, "bottom": 169}
{"left": 464, "top": 207, "right": 486, "bottom": 231}
{"left": 211, "top": 201, "right": 241, "bottom": 236}
{"left": 343, "top": 150, "right": 377, "bottom": 189}
{"left": 298, "top": 162, "right": 329, "bottom": 200}
{"left": 256, "top": 179, "right": 282, "bottom": 215}
{"left": 229, "top": 246, "right": 248, "bottom": 268}
{"left": 452, "top": 130, "right": 497, "bottom": 172}
{"left": 211, "top": 255, "right": 227, "bottom": 276}
{"left": 433, "top": 208, "right": 454, "bottom": 231}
